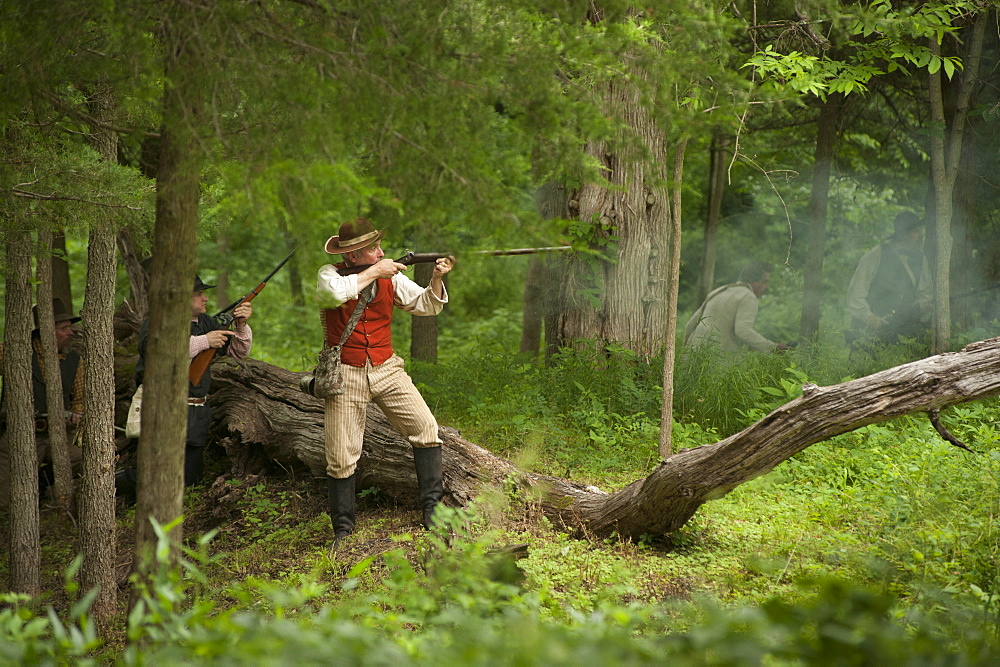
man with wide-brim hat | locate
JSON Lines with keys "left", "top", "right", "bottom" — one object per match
{"left": 846, "top": 210, "right": 932, "bottom": 346}
{"left": 324, "top": 217, "right": 384, "bottom": 255}
{"left": 315, "top": 216, "right": 453, "bottom": 547}
{"left": 0, "top": 298, "right": 86, "bottom": 508}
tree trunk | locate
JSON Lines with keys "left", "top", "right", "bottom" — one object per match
{"left": 410, "top": 262, "right": 438, "bottom": 363}
{"left": 115, "top": 225, "right": 149, "bottom": 340}
{"left": 79, "top": 81, "right": 119, "bottom": 630}
{"left": 928, "top": 39, "right": 953, "bottom": 354}
{"left": 51, "top": 231, "right": 73, "bottom": 314}
{"left": 81, "top": 222, "right": 118, "bottom": 627}
{"left": 659, "top": 139, "right": 687, "bottom": 458}
{"left": 520, "top": 257, "right": 546, "bottom": 356}
{"left": 949, "top": 175, "right": 972, "bottom": 332}
{"left": 4, "top": 226, "right": 40, "bottom": 595}
{"left": 132, "top": 5, "right": 207, "bottom": 590}
{"left": 553, "top": 60, "right": 671, "bottom": 358}
{"left": 927, "top": 16, "right": 987, "bottom": 353}
{"left": 208, "top": 336, "right": 1000, "bottom": 540}
{"left": 799, "top": 93, "right": 843, "bottom": 341}
{"left": 35, "top": 230, "right": 75, "bottom": 510}
{"left": 275, "top": 215, "right": 304, "bottom": 307}
{"left": 695, "top": 134, "right": 728, "bottom": 306}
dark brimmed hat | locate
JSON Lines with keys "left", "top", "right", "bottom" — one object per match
{"left": 193, "top": 275, "right": 215, "bottom": 291}
{"left": 892, "top": 211, "right": 924, "bottom": 238}
{"left": 33, "top": 298, "right": 81, "bottom": 330}
{"left": 324, "top": 217, "right": 384, "bottom": 254}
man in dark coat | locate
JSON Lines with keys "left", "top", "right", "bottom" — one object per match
{"left": 846, "top": 211, "right": 931, "bottom": 346}
{"left": 0, "top": 298, "right": 84, "bottom": 507}
{"left": 134, "top": 275, "right": 253, "bottom": 486}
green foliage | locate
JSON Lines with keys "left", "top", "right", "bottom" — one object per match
{"left": 758, "top": 397, "right": 1000, "bottom": 619}
{"left": 518, "top": 531, "right": 642, "bottom": 617}
{"left": 673, "top": 344, "right": 840, "bottom": 436}
{"left": 744, "top": 0, "right": 975, "bottom": 100}
{"left": 415, "top": 341, "right": 667, "bottom": 483}
{"left": 667, "top": 576, "right": 998, "bottom": 664}
{"left": 745, "top": 46, "right": 884, "bottom": 97}
{"left": 4, "top": 510, "right": 998, "bottom": 663}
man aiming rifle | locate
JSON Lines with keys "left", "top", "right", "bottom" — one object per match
{"left": 132, "top": 274, "right": 253, "bottom": 488}
{"left": 187, "top": 249, "right": 295, "bottom": 385}
{"left": 314, "top": 217, "right": 453, "bottom": 547}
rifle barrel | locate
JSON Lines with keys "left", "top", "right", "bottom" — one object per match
{"left": 335, "top": 246, "right": 571, "bottom": 276}
{"left": 216, "top": 247, "right": 297, "bottom": 316}
{"left": 470, "top": 246, "right": 572, "bottom": 256}
{"left": 951, "top": 281, "right": 1000, "bottom": 301}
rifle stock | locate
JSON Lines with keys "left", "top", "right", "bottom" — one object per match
{"left": 188, "top": 348, "right": 217, "bottom": 386}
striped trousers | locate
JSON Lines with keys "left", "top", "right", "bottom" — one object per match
{"left": 323, "top": 354, "right": 440, "bottom": 478}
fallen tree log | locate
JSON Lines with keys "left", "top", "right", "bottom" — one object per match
{"left": 208, "top": 337, "right": 1000, "bottom": 540}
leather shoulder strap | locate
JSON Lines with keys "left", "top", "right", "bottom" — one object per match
{"left": 331, "top": 282, "right": 375, "bottom": 349}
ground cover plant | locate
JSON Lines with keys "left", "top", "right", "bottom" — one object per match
{"left": 2, "top": 331, "right": 1000, "bottom": 661}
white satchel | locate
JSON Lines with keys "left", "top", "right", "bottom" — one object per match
{"left": 125, "top": 384, "right": 143, "bottom": 439}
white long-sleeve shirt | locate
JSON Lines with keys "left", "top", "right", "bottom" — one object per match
{"left": 684, "top": 283, "right": 776, "bottom": 354}
{"left": 316, "top": 265, "right": 447, "bottom": 316}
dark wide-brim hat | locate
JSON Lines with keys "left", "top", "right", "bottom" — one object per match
{"left": 32, "top": 297, "right": 81, "bottom": 330}
{"left": 892, "top": 211, "right": 924, "bottom": 238}
{"left": 325, "top": 217, "right": 384, "bottom": 254}
{"left": 193, "top": 275, "right": 216, "bottom": 292}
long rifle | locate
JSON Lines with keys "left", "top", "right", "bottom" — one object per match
{"left": 189, "top": 248, "right": 297, "bottom": 385}
{"left": 950, "top": 281, "right": 1000, "bottom": 301}
{"left": 876, "top": 280, "right": 1000, "bottom": 339}
{"left": 336, "top": 246, "right": 572, "bottom": 276}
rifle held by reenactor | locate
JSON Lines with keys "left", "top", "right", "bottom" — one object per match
{"left": 189, "top": 248, "right": 297, "bottom": 385}
{"left": 336, "top": 252, "right": 452, "bottom": 276}
{"left": 884, "top": 280, "right": 1000, "bottom": 335}
{"left": 335, "top": 246, "right": 572, "bottom": 276}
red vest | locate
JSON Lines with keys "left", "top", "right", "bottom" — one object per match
{"left": 323, "top": 276, "right": 395, "bottom": 367}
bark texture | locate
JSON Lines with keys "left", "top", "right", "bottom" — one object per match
{"left": 799, "top": 93, "right": 842, "bottom": 341}
{"left": 553, "top": 51, "right": 671, "bottom": 358}
{"left": 208, "top": 337, "right": 1000, "bottom": 540}
{"left": 4, "top": 227, "right": 40, "bottom": 594}
{"left": 80, "top": 81, "right": 120, "bottom": 628}
{"left": 133, "top": 5, "right": 207, "bottom": 582}
{"left": 81, "top": 222, "right": 118, "bottom": 626}
{"left": 35, "top": 230, "right": 74, "bottom": 509}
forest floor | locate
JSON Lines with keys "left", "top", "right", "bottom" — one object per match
{"left": 4, "top": 416, "right": 997, "bottom": 659}
{"left": 11, "top": 443, "right": 715, "bottom": 626}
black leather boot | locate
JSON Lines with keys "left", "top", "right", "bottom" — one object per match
{"left": 412, "top": 446, "right": 443, "bottom": 529}
{"left": 327, "top": 473, "right": 356, "bottom": 546}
